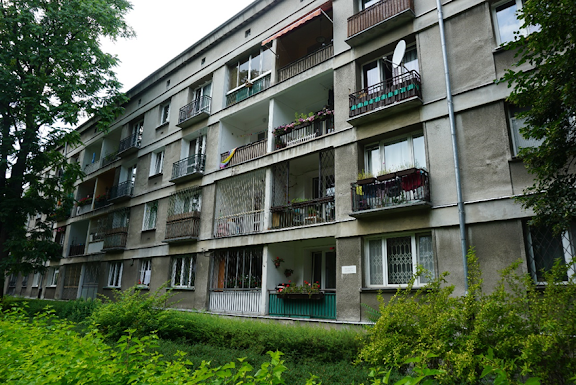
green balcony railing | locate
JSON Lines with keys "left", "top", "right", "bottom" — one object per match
{"left": 268, "top": 292, "right": 336, "bottom": 319}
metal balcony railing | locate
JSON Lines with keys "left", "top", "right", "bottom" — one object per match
{"left": 220, "top": 139, "right": 267, "bottom": 169}
{"left": 271, "top": 196, "right": 335, "bottom": 229}
{"left": 101, "top": 151, "right": 119, "bottom": 167}
{"left": 171, "top": 154, "right": 206, "bottom": 180}
{"left": 68, "top": 244, "right": 85, "bottom": 257}
{"left": 118, "top": 133, "right": 141, "bottom": 154}
{"left": 277, "top": 44, "right": 333, "bottom": 82}
{"left": 226, "top": 74, "right": 271, "bottom": 107}
{"left": 349, "top": 70, "right": 421, "bottom": 118}
{"left": 351, "top": 168, "right": 430, "bottom": 212}
{"left": 165, "top": 212, "right": 201, "bottom": 241}
{"left": 103, "top": 228, "right": 128, "bottom": 250}
{"left": 178, "top": 95, "right": 211, "bottom": 124}
{"left": 109, "top": 180, "right": 133, "bottom": 201}
{"left": 347, "top": 0, "right": 414, "bottom": 38}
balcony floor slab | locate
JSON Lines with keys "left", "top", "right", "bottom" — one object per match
{"left": 350, "top": 200, "right": 431, "bottom": 219}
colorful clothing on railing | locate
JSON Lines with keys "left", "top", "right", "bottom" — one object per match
{"left": 220, "top": 148, "right": 237, "bottom": 169}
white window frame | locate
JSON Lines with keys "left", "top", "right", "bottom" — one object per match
{"left": 227, "top": 47, "right": 272, "bottom": 94}
{"left": 48, "top": 268, "right": 59, "bottom": 287}
{"left": 359, "top": 0, "right": 380, "bottom": 11}
{"left": 361, "top": 45, "right": 419, "bottom": 90}
{"left": 138, "top": 259, "right": 152, "bottom": 287}
{"left": 526, "top": 224, "right": 576, "bottom": 284}
{"left": 491, "top": 0, "right": 538, "bottom": 46}
{"left": 171, "top": 255, "right": 196, "bottom": 289}
{"left": 508, "top": 105, "right": 544, "bottom": 157}
{"left": 364, "top": 233, "right": 435, "bottom": 288}
{"left": 142, "top": 201, "right": 158, "bottom": 231}
{"left": 160, "top": 102, "right": 170, "bottom": 125}
{"left": 32, "top": 272, "right": 41, "bottom": 287}
{"left": 364, "top": 131, "right": 426, "bottom": 176}
{"left": 107, "top": 261, "right": 123, "bottom": 288}
{"left": 149, "top": 150, "right": 164, "bottom": 176}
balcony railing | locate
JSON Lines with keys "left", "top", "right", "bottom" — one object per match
{"left": 349, "top": 70, "right": 421, "bottom": 118}
{"left": 277, "top": 44, "right": 334, "bottom": 82}
{"left": 271, "top": 196, "right": 335, "bottom": 230}
{"left": 118, "top": 133, "right": 141, "bottom": 155}
{"left": 76, "top": 203, "right": 93, "bottom": 216}
{"left": 351, "top": 168, "right": 430, "bottom": 213}
{"left": 209, "top": 290, "right": 262, "bottom": 314}
{"left": 268, "top": 292, "right": 336, "bottom": 319}
{"left": 68, "top": 244, "right": 85, "bottom": 257}
{"left": 274, "top": 115, "right": 334, "bottom": 150}
{"left": 347, "top": 0, "right": 414, "bottom": 38}
{"left": 94, "top": 197, "right": 111, "bottom": 209}
{"left": 178, "top": 95, "right": 211, "bottom": 125}
{"left": 170, "top": 154, "right": 206, "bottom": 182}
{"left": 101, "top": 151, "right": 119, "bottom": 167}
{"left": 226, "top": 73, "right": 271, "bottom": 107}
{"left": 84, "top": 161, "right": 100, "bottom": 175}
{"left": 165, "top": 212, "right": 201, "bottom": 242}
{"left": 109, "top": 180, "right": 133, "bottom": 201}
{"left": 220, "top": 139, "right": 267, "bottom": 169}
{"left": 103, "top": 228, "right": 128, "bottom": 251}
{"left": 214, "top": 210, "right": 264, "bottom": 238}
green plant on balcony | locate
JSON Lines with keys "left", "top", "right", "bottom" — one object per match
{"left": 77, "top": 196, "right": 93, "bottom": 207}
{"left": 357, "top": 170, "right": 374, "bottom": 180}
{"left": 278, "top": 280, "right": 320, "bottom": 298}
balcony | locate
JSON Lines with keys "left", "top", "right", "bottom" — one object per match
{"left": 350, "top": 168, "right": 430, "bottom": 218}
{"left": 348, "top": 70, "right": 422, "bottom": 126}
{"left": 347, "top": 0, "right": 415, "bottom": 47}
{"left": 220, "top": 139, "right": 267, "bottom": 169}
{"left": 274, "top": 113, "right": 334, "bottom": 150}
{"left": 117, "top": 133, "right": 141, "bottom": 157}
{"left": 68, "top": 244, "right": 86, "bottom": 257}
{"left": 268, "top": 292, "right": 336, "bottom": 319}
{"left": 84, "top": 161, "right": 100, "bottom": 175}
{"left": 102, "top": 228, "right": 128, "bottom": 251}
{"left": 109, "top": 180, "right": 133, "bottom": 202}
{"left": 271, "top": 197, "right": 335, "bottom": 230}
{"left": 164, "top": 212, "right": 201, "bottom": 243}
{"left": 277, "top": 44, "right": 334, "bottom": 83}
{"left": 214, "top": 211, "right": 264, "bottom": 238}
{"left": 177, "top": 95, "right": 211, "bottom": 128}
{"left": 101, "top": 151, "right": 119, "bottom": 167}
{"left": 170, "top": 154, "right": 206, "bottom": 183}
{"left": 226, "top": 74, "right": 271, "bottom": 107}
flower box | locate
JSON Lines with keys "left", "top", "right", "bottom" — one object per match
{"left": 357, "top": 177, "right": 375, "bottom": 185}
{"left": 377, "top": 172, "right": 397, "bottom": 181}
{"left": 396, "top": 167, "right": 418, "bottom": 177}
{"left": 278, "top": 293, "right": 324, "bottom": 300}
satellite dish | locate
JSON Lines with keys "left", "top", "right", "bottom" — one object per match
{"left": 391, "top": 40, "right": 406, "bottom": 69}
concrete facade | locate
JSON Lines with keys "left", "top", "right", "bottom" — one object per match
{"left": 7, "top": 0, "right": 571, "bottom": 324}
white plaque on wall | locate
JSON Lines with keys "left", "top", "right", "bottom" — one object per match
{"left": 342, "top": 265, "right": 357, "bottom": 274}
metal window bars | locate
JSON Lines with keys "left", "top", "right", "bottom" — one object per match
{"left": 103, "top": 208, "right": 130, "bottom": 250}
{"left": 178, "top": 95, "right": 212, "bottom": 124}
{"left": 210, "top": 248, "right": 263, "bottom": 290}
{"left": 525, "top": 223, "right": 576, "bottom": 282}
{"left": 166, "top": 187, "right": 202, "bottom": 240}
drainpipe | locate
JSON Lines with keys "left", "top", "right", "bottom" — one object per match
{"left": 436, "top": 0, "right": 468, "bottom": 292}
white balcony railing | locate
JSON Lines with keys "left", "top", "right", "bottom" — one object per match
{"left": 209, "top": 290, "right": 262, "bottom": 314}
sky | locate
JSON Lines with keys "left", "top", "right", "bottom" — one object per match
{"left": 101, "top": 0, "right": 256, "bottom": 92}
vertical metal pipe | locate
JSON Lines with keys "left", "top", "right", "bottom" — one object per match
{"left": 436, "top": 0, "right": 469, "bottom": 292}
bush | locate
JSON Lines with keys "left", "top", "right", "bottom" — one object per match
{"left": 359, "top": 248, "right": 576, "bottom": 384}
{"left": 1, "top": 296, "right": 100, "bottom": 322}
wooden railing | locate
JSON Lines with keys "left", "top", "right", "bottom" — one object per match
{"left": 277, "top": 44, "right": 334, "bottom": 82}
{"left": 268, "top": 292, "right": 336, "bottom": 319}
{"left": 347, "top": 0, "right": 414, "bottom": 37}
{"left": 349, "top": 70, "right": 421, "bottom": 118}
{"left": 178, "top": 95, "right": 211, "bottom": 124}
{"left": 226, "top": 74, "right": 271, "bottom": 107}
{"left": 271, "top": 196, "right": 335, "bottom": 230}
{"left": 165, "top": 212, "right": 200, "bottom": 241}
{"left": 214, "top": 210, "right": 264, "bottom": 238}
{"left": 351, "top": 168, "right": 430, "bottom": 212}
{"left": 103, "top": 228, "right": 128, "bottom": 250}
{"left": 220, "top": 139, "right": 267, "bottom": 168}
{"left": 209, "top": 290, "right": 262, "bottom": 314}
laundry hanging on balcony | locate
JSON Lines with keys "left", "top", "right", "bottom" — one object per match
{"left": 220, "top": 147, "right": 237, "bottom": 169}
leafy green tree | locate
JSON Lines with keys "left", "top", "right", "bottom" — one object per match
{"left": 0, "top": 0, "right": 134, "bottom": 296}
{"left": 500, "top": 1, "right": 576, "bottom": 233}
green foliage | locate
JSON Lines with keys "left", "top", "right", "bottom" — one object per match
{"left": 89, "top": 284, "right": 173, "bottom": 340}
{"left": 1, "top": 296, "right": 100, "bottom": 322}
{"left": 360, "top": 248, "right": 576, "bottom": 384}
{"left": 499, "top": 0, "right": 576, "bottom": 233}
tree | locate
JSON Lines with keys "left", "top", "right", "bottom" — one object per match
{"left": 500, "top": 1, "right": 576, "bottom": 234}
{"left": 0, "top": 0, "right": 133, "bottom": 296}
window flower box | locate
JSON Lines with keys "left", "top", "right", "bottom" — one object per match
{"left": 278, "top": 293, "right": 325, "bottom": 300}
{"left": 357, "top": 177, "right": 376, "bottom": 185}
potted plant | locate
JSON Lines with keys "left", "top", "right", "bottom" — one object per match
{"left": 357, "top": 170, "right": 375, "bottom": 185}
{"left": 77, "top": 196, "right": 93, "bottom": 207}
{"left": 284, "top": 268, "right": 294, "bottom": 278}
{"left": 277, "top": 280, "right": 323, "bottom": 299}
{"left": 273, "top": 256, "right": 284, "bottom": 268}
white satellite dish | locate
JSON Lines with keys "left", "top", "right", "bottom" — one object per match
{"left": 391, "top": 40, "right": 406, "bottom": 69}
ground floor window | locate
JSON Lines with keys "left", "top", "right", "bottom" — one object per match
{"left": 171, "top": 255, "right": 196, "bottom": 289}
{"left": 211, "top": 248, "right": 262, "bottom": 290}
{"left": 525, "top": 222, "right": 575, "bottom": 282}
{"left": 107, "top": 261, "right": 123, "bottom": 288}
{"left": 365, "top": 233, "right": 434, "bottom": 287}
{"left": 48, "top": 268, "right": 59, "bottom": 287}
{"left": 138, "top": 259, "right": 152, "bottom": 287}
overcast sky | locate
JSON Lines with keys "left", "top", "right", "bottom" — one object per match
{"left": 101, "top": 0, "right": 256, "bottom": 92}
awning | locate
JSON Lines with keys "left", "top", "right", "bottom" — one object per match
{"left": 262, "top": 1, "right": 332, "bottom": 46}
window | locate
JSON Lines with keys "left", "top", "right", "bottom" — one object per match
{"left": 138, "top": 259, "right": 152, "bottom": 287}
{"left": 365, "top": 234, "right": 434, "bottom": 287}
{"left": 107, "top": 261, "right": 123, "bottom": 288}
{"left": 525, "top": 223, "right": 575, "bottom": 283}
{"left": 360, "top": 0, "right": 380, "bottom": 10}
{"left": 32, "top": 272, "right": 41, "bottom": 287}
{"left": 142, "top": 201, "right": 158, "bottom": 231}
{"left": 160, "top": 102, "right": 170, "bottom": 125}
{"left": 21, "top": 274, "right": 28, "bottom": 288}
{"left": 365, "top": 132, "right": 426, "bottom": 176}
{"left": 149, "top": 150, "right": 164, "bottom": 176}
{"left": 362, "top": 45, "right": 418, "bottom": 89}
{"left": 228, "top": 47, "right": 273, "bottom": 91}
{"left": 171, "top": 255, "right": 196, "bottom": 289}
{"left": 48, "top": 268, "right": 59, "bottom": 287}
{"left": 210, "top": 248, "right": 262, "bottom": 290}
{"left": 312, "top": 251, "right": 336, "bottom": 290}
{"left": 192, "top": 83, "right": 212, "bottom": 114}
{"left": 492, "top": 0, "right": 538, "bottom": 45}
{"left": 508, "top": 105, "right": 544, "bottom": 157}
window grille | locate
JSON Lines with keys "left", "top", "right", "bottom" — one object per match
{"left": 80, "top": 263, "right": 100, "bottom": 299}
{"left": 319, "top": 148, "right": 335, "bottom": 198}
{"left": 525, "top": 223, "right": 575, "bottom": 282}
{"left": 103, "top": 208, "right": 130, "bottom": 250}
{"left": 138, "top": 259, "right": 152, "bottom": 286}
{"left": 142, "top": 201, "right": 158, "bottom": 231}
{"left": 171, "top": 255, "right": 196, "bottom": 288}
{"left": 90, "top": 216, "right": 106, "bottom": 241}
{"left": 167, "top": 187, "right": 202, "bottom": 219}
{"left": 214, "top": 169, "right": 265, "bottom": 237}
{"left": 210, "top": 248, "right": 262, "bottom": 290}
{"left": 272, "top": 162, "right": 289, "bottom": 207}
{"left": 62, "top": 264, "right": 82, "bottom": 300}
{"left": 107, "top": 208, "right": 130, "bottom": 230}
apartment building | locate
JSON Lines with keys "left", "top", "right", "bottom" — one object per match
{"left": 7, "top": 0, "right": 574, "bottom": 322}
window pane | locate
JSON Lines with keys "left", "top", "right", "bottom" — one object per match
{"left": 250, "top": 52, "right": 261, "bottom": 80}
{"left": 367, "top": 146, "right": 381, "bottom": 176}
{"left": 413, "top": 135, "right": 426, "bottom": 169}
{"left": 417, "top": 235, "right": 434, "bottom": 283}
{"left": 369, "top": 240, "right": 383, "bottom": 285}
{"left": 403, "top": 47, "right": 418, "bottom": 73}
{"left": 530, "top": 226, "right": 567, "bottom": 281}
{"left": 387, "top": 236, "right": 413, "bottom": 284}
{"left": 325, "top": 252, "right": 336, "bottom": 290}
{"left": 496, "top": 1, "right": 521, "bottom": 44}
{"left": 362, "top": 0, "right": 380, "bottom": 9}
{"left": 229, "top": 65, "right": 238, "bottom": 90}
{"left": 238, "top": 58, "right": 249, "bottom": 85}
{"left": 312, "top": 252, "right": 322, "bottom": 287}
{"left": 384, "top": 139, "right": 410, "bottom": 171}
{"left": 363, "top": 61, "right": 379, "bottom": 89}
{"left": 261, "top": 48, "right": 273, "bottom": 74}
